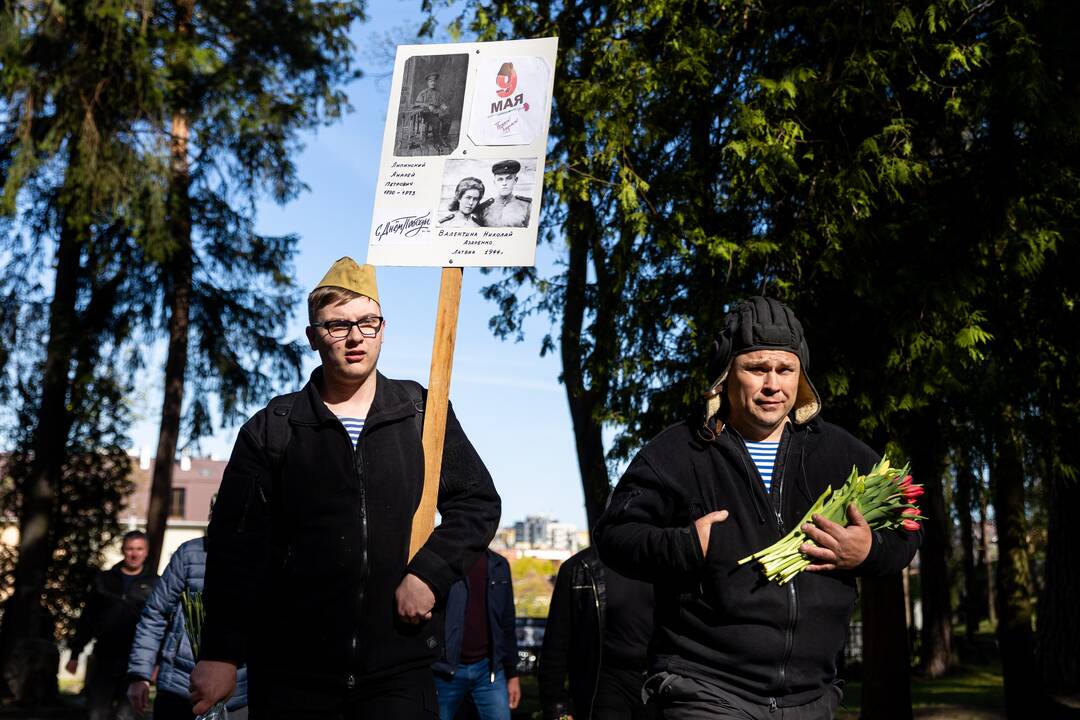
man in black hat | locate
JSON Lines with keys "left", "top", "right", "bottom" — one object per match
{"left": 473, "top": 160, "right": 531, "bottom": 228}
{"left": 594, "top": 297, "right": 921, "bottom": 719}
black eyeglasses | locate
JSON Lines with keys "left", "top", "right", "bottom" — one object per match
{"left": 312, "top": 316, "right": 384, "bottom": 339}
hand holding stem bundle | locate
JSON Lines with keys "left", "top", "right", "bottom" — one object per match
{"left": 799, "top": 503, "right": 872, "bottom": 572}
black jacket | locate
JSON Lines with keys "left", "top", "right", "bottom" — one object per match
{"left": 538, "top": 547, "right": 603, "bottom": 720}
{"left": 432, "top": 550, "right": 518, "bottom": 679}
{"left": 70, "top": 562, "right": 158, "bottom": 665}
{"left": 594, "top": 418, "right": 921, "bottom": 708}
{"left": 201, "top": 369, "right": 501, "bottom": 686}
{"left": 539, "top": 546, "right": 653, "bottom": 720}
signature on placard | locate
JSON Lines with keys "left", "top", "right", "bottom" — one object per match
{"left": 375, "top": 212, "right": 431, "bottom": 241}
{"left": 494, "top": 117, "right": 519, "bottom": 134}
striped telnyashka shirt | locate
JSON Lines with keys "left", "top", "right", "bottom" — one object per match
{"left": 744, "top": 440, "right": 780, "bottom": 493}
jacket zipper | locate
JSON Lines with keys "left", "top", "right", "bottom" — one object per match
{"left": 487, "top": 563, "right": 498, "bottom": 682}
{"left": 347, "top": 428, "right": 368, "bottom": 690}
{"left": 773, "top": 438, "right": 798, "bottom": 704}
{"left": 336, "top": 397, "right": 417, "bottom": 689}
{"left": 583, "top": 558, "right": 603, "bottom": 720}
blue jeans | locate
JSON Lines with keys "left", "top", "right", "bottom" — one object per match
{"left": 434, "top": 658, "right": 511, "bottom": 720}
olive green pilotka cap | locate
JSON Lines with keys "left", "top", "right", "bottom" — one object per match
{"left": 313, "top": 257, "right": 379, "bottom": 304}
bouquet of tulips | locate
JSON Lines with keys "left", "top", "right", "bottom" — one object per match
{"left": 738, "top": 456, "right": 924, "bottom": 585}
{"left": 181, "top": 591, "right": 229, "bottom": 720}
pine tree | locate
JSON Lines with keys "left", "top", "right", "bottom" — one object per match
{"left": 141, "top": 0, "right": 364, "bottom": 572}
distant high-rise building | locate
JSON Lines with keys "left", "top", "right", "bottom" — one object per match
{"left": 546, "top": 522, "right": 580, "bottom": 552}
{"left": 514, "top": 514, "right": 553, "bottom": 547}
{"left": 498, "top": 514, "right": 588, "bottom": 556}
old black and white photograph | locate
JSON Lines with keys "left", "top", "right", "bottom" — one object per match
{"left": 393, "top": 53, "right": 468, "bottom": 156}
{"left": 437, "top": 158, "right": 537, "bottom": 228}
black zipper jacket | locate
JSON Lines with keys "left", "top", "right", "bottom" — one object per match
{"left": 538, "top": 546, "right": 654, "bottom": 720}
{"left": 594, "top": 417, "right": 921, "bottom": 708}
{"left": 538, "top": 547, "right": 605, "bottom": 720}
{"left": 70, "top": 562, "right": 158, "bottom": 664}
{"left": 201, "top": 369, "right": 501, "bottom": 687}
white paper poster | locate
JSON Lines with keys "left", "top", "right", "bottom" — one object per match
{"left": 467, "top": 56, "right": 551, "bottom": 146}
{"left": 367, "top": 37, "right": 558, "bottom": 268}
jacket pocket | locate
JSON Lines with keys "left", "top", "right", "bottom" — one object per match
{"left": 700, "top": 516, "right": 769, "bottom": 615}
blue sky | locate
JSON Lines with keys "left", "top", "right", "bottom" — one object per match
{"left": 128, "top": 0, "right": 590, "bottom": 529}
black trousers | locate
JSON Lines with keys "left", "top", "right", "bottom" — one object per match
{"left": 84, "top": 653, "right": 135, "bottom": 720}
{"left": 592, "top": 666, "right": 658, "bottom": 720}
{"left": 247, "top": 667, "right": 438, "bottom": 720}
{"left": 643, "top": 672, "right": 841, "bottom": 720}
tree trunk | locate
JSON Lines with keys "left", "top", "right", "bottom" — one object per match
{"left": 552, "top": 5, "right": 609, "bottom": 531}
{"left": 992, "top": 406, "right": 1040, "bottom": 717}
{"left": 860, "top": 575, "right": 914, "bottom": 720}
{"left": 909, "top": 418, "right": 953, "bottom": 678}
{"left": 145, "top": 0, "right": 195, "bottom": 573}
{"left": 954, "top": 450, "right": 980, "bottom": 641}
{"left": 559, "top": 195, "right": 609, "bottom": 530}
{"left": 977, "top": 477, "right": 996, "bottom": 627}
{"left": 0, "top": 215, "right": 83, "bottom": 677}
{"left": 1037, "top": 450, "right": 1080, "bottom": 701}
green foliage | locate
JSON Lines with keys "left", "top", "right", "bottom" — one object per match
{"left": 1, "top": 365, "right": 135, "bottom": 641}
{"left": 440, "top": 0, "right": 1077, "bottom": 474}
{"left": 0, "top": 0, "right": 365, "bottom": 648}
{"left": 440, "top": 0, "right": 1079, "bottom": 697}
{"left": 510, "top": 557, "right": 557, "bottom": 618}
{"left": 1, "top": 0, "right": 367, "bottom": 444}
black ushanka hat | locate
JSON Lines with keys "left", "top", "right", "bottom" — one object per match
{"left": 704, "top": 296, "right": 822, "bottom": 427}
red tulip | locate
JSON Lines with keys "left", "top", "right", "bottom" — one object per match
{"left": 902, "top": 518, "right": 921, "bottom": 531}
{"left": 898, "top": 474, "right": 914, "bottom": 488}
{"left": 902, "top": 506, "right": 919, "bottom": 517}
{"left": 904, "top": 485, "right": 925, "bottom": 499}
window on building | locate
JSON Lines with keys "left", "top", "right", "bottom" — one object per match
{"left": 168, "top": 488, "right": 186, "bottom": 519}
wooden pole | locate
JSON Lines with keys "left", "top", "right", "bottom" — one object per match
{"left": 409, "top": 267, "right": 464, "bottom": 559}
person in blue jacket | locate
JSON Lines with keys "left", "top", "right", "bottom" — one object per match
{"left": 126, "top": 537, "right": 248, "bottom": 719}
{"left": 432, "top": 549, "right": 520, "bottom": 720}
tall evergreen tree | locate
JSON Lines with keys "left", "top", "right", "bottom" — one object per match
{"left": 141, "top": 0, "right": 364, "bottom": 572}
{"left": 0, "top": 0, "right": 366, "bottom": 686}
{"left": 0, "top": 0, "right": 165, "bottom": 679}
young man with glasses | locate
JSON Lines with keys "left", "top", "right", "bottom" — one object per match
{"left": 190, "top": 257, "right": 501, "bottom": 719}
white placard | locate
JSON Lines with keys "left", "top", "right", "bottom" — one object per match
{"left": 367, "top": 37, "right": 558, "bottom": 268}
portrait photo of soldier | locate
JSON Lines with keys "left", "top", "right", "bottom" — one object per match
{"left": 394, "top": 53, "right": 468, "bottom": 156}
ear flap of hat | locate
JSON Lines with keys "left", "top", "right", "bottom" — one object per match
{"left": 793, "top": 371, "right": 822, "bottom": 425}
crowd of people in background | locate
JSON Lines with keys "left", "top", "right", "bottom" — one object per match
{"left": 60, "top": 263, "right": 918, "bottom": 720}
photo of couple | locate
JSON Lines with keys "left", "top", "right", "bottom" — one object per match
{"left": 438, "top": 158, "right": 537, "bottom": 228}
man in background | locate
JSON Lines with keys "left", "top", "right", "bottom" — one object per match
{"left": 539, "top": 545, "right": 655, "bottom": 720}
{"left": 66, "top": 531, "right": 158, "bottom": 720}
{"left": 432, "top": 549, "right": 520, "bottom": 720}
